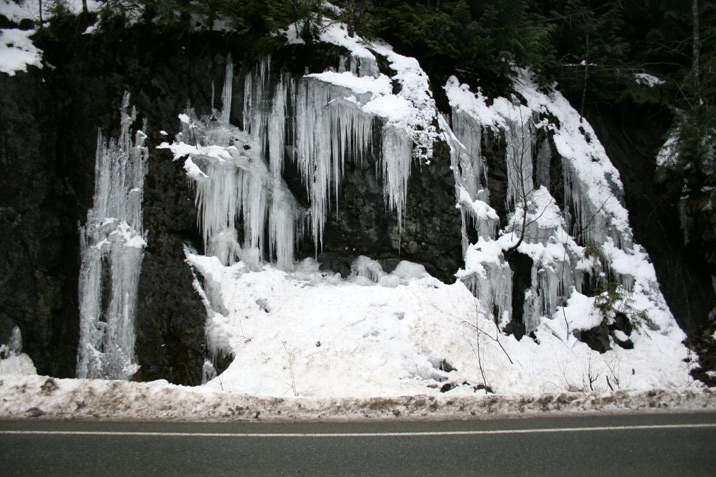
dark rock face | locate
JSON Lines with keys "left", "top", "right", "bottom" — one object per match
{"left": 0, "top": 71, "right": 84, "bottom": 377}
{"left": 307, "top": 138, "right": 462, "bottom": 283}
{"left": 0, "top": 20, "right": 221, "bottom": 383}
{"left": 134, "top": 146, "right": 206, "bottom": 386}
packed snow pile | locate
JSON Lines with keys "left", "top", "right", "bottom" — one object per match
{"left": 188, "top": 253, "right": 694, "bottom": 398}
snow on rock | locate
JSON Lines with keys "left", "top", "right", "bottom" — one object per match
{"left": 0, "top": 1, "right": 105, "bottom": 75}
{"left": 635, "top": 72, "right": 665, "bottom": 87}
{"left": 443, "top": 70, "right": 679, "bottom": 351}
{"left": 0, "top": 0, "right": 101, "bottom": 23}
{"left": 0, "top": 327, "right": 36, "bottom": 376}
{"left": 0, "top": 28, "right": 41, "bottom": 76}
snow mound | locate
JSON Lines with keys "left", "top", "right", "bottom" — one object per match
{"left": 187, "top": 252, "right": 695, "bottom": 399}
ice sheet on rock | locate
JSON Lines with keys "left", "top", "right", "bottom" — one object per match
{"left": 457, "top": 238, "right": 513, "bottom": 324}
{"left": 77, "top": 92, "right": 147, "bottom": 380}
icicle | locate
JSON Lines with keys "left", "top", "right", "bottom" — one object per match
{"left": 177, "top": 53, "right": 424, "bottom": 270}
{"left": 219, "top": 55, "right": 233, "bottom": 126}
{"left": 294, "top": 77, "right": 374, "bottom": 250}
{"left": 77, "top": 92, "right": 147, "bottom": 380}
{"left": 181, "top": 59, "right": 304, "bottom": 269}
{"left": 380, "top": 125, "right": 412, "bottom": 233}
{"left": 460, "top": 261, "right": 513, "bottom": 324}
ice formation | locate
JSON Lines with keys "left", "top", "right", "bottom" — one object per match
{"left": 444, "top": 72, "right": 676, "bottom": 339}
{"left": 161, "top": 32, "right": 438, "bottom": 269}
{"left": 155, "top": 23, "right": 691, "bottom": 397}
{"left": 0, "top": 326, "right": 36, "bottom": 375}
{"left": 76, "top": 93, "right": 148, "bottom": 380}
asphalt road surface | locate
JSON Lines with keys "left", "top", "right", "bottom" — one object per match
{"left": 2, "top": 412, "right": 715, "bottom": 476}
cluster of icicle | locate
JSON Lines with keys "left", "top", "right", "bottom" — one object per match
{"left": 76, "top": 92, "right": 148, "bottom": 380}
{"left": 164, "top": 54, "right": 426, "bottom": 270}
{"left": 442, "top": 73, "right": 664, "bottom": 335}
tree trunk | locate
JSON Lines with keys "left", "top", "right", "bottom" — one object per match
{"left": 580, "top": 17, "right": 590, "bottom": 123}
{"left": 692, "top": 0, "right": 701, "bottom": 107}
{"left": 347, "top": 0, "right": 356, "bottom": 37}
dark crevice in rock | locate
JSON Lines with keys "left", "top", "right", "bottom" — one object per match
{"left": 504, "top": 252, "right": 532, "bottom": 340}
{"left": 583, "top": 101, "right": 715, "bottom": 337}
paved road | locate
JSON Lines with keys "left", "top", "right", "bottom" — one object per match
{"left": 2, "top": 412, "right": 715, "bottom": 476}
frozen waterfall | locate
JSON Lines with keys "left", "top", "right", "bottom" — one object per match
{"left": 443, "top": 72, "right": 661, "bottom": 337}
{"left": 163, "top": 53, "right": 432, "bottom": 269}
{"left": 76, "top": 92, "right": 148, "bottom": 380}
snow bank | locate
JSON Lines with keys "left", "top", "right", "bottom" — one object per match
{"left": 1, "top": 374, "right": 714, "bottom": 421}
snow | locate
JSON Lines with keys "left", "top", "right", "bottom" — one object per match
{"left": 635, "top": 73, "right": 664, "bottom": 87}
{"left": 319, "top": 22, "right": 375, "bottom": 59}
{"left": 1, "top": 373, "right": 713, "bottom": 421}
{"left": 657, "top": 130, "right": 680, "bottom": 167}
{"left": 0, "top": 354, "right": 36, "bottom": 375}
{"left": 2, "top": 247, "right": 707, "bottom": 419}
{"left": 306, "top": 71, "right": 391, "bottom": 96}
{"left": 0, "top": 1, "right": 104, "bottom": 75}
{"left": 0, "top": 28, "right": 41, "bottom": 75}
{"left": 0, "top": 0, "right": 100, "bottom": 22}
{"left": 0, "top": 253, "right": 710, "bottom": 420}
{"left": 182, "top": 248, "right": 696, "bottom": 398}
